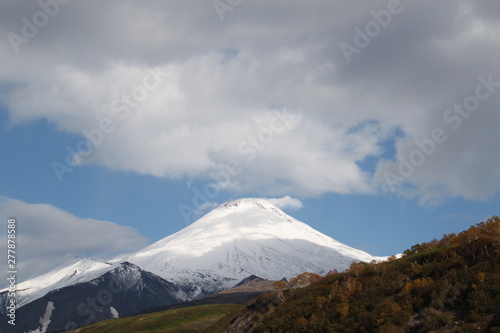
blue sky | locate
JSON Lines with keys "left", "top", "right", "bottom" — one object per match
{"left": 1, "top": 105, "right": 497, "bottom": 257}
{"left": 1, "top": 0, "right": 500, "bottom": 283}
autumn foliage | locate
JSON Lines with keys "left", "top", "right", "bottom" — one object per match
{"left": 210, "top": 216, "right": 500, "bottom": 332}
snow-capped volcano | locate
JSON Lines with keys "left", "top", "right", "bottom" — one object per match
{"left": 1, "top": 198, "right": 388, "bottom": 332}
{"left": 117, "top": 198, "right": 386, "bottom": 298}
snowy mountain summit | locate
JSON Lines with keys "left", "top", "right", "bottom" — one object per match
{"left": 0, "top": 198, "right": 388, "bottom": 332}
{"left": 2, "top": 198, "right": 386, "bottom": 304}
{"left": 120, "top": 198, "right": 386, "bottom": 298}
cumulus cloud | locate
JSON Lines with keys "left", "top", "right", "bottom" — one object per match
{"left": 1, "top": 0, "right": 499, "bottom": 203}
{"left": 0, "top": 198, "right": 149, "bottom": 287}
{"left": 266, "top": 196, "right": 303, "bottom": 210}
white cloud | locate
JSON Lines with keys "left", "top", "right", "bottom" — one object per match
{"left": 1, "top": 0, "right": 500, "bottom": 203}
{"left": 266, "top": 196, "right": 303, "bottom": 210}
{"left": 0, "top": 198, "right": 149, "bottom": 287}
{"left": 193, "top": 201, "right": 219, "bottom": 218}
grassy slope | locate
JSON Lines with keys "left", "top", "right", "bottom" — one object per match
{"left": 69, "top": 304, "right": 244, "bottom": 333}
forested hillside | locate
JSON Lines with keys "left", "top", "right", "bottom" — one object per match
{"left": 207, "top": 216, "right": 500, "bottom": 333}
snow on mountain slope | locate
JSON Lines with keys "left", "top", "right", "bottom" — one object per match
{"left": 0, "top": 262, "right": 184, "bottom": 333}
{"left": 0, "top": 258, "right": 117, "bottom": 310}
{"left": 4, "top": 198, "right": 388, "bottom": 309}
{"left": 117, "top": 198, "right": 386, "bottom": 299}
